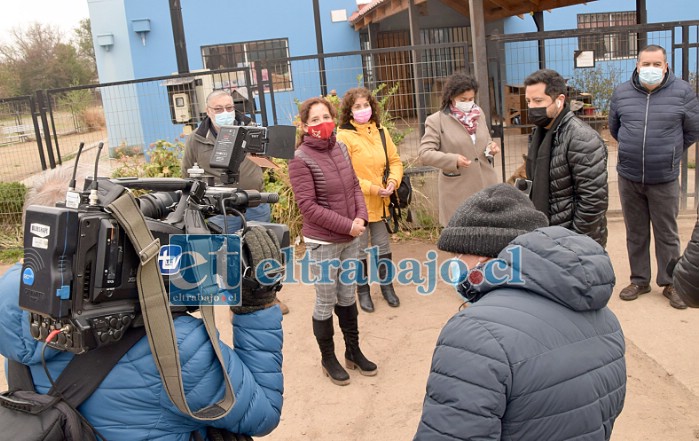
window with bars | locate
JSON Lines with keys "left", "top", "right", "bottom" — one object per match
{"left": 420, "top": 27, "right": 471, "bottom": 79}
{"left": 577, "top": 12, "right": 637, "bottom": 60}
{"left": 201, "top": 38, "right": 292, "bottom": 91}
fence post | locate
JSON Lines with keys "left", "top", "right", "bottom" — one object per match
{"left": 408, "top": 0, "right": 426, "bottom": 137}
{"left": 28, "top": 95, "right": 48, "bottom": 171}
{"left": 44, "top": 90, "right": 62, "bottom": 166}
{"left": 35, "top": 90, "right": 56, "bottom": 169}
{"left": 255, "top": 63, "right": 269, "bottom": 127}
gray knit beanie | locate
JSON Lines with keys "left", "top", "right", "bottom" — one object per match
{"left": 438, "top": 183, "right": 549, "bottom": 257}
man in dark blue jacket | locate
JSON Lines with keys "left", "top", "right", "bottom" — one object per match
{"left": 414, "top": 184, "right": 625, "bottom": 441}
{"left": 609, "top": 44, "right": 699, "bottom": 309}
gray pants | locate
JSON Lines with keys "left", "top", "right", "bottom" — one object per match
{"left": 308, "top": 238, "right": 360, "bottom": 320}
{"left": 618, "top": 175, "right": 681, "bottom": 286}
{"left": 358, "top": 221, "right": 392, "bottom": 258}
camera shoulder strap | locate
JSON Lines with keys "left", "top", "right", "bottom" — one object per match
{"left": 108, "top": 191, "right": 235, "bottom": 421}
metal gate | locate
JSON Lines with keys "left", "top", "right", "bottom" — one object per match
{"left": 487, "top": 20, "right": 699, "bottom": 210}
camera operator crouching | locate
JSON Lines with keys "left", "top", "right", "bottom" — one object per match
{"left": 0, "top": 167, "right": 284, "bottom": 440}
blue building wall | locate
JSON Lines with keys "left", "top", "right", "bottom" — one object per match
{"left": 88, "top": 0, "right": 361, "bottom": 154}
{"left": 89, "top": 0, "right": 698, "bottom": 154}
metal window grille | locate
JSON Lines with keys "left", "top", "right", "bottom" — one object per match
{"left": 578, "top": 11, "right": 638, "bottom": 60}
{"left": 201, "top": 38, "right": 293, "bottom": 91}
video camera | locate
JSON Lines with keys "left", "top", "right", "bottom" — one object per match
{"left": 20, "top": 124, "right": 295, "bottom": 354}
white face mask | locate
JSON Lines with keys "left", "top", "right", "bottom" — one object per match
{"left": 638, "top": 66, "right": 664, "bottom": 86}
{"left": 214, "top": 110, "right": 235, "bottom": 127}
{"left": 455, "top": 101, "right": 475, "bottom": 113}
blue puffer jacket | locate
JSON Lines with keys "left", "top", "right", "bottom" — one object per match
{"left": 0, "top": 264, "right": 283, "bottom": 441}
{"left": 609, "top": 69, "right": 699, "bottom": 184}
{"left": 414, "top": 226, "right": 626, "bottom": 441}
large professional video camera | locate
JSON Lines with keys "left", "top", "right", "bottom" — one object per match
{"left": 20, "top": 124, "right": 295, "bottom": 355}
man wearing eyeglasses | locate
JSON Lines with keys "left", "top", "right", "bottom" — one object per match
{"left": 182, "top": 90, "right": 269, "bottom": 229}
{"left": 182, "top": 90, "right": 289, "bottom": 314}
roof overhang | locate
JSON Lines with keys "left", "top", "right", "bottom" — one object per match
{"left": 349, "top": 0, "right": 597, "bottom": 30}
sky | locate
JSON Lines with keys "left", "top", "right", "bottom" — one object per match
{"left": 0, "top": 0, "right": 90, "bottom": 44}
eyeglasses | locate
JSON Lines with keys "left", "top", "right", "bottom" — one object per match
{"left": 208, "top": 105, "right": 235, "bottom": 114}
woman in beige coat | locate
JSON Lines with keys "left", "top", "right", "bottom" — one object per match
{"left": 418, "top": 72, "right": 500, "bottom": 226}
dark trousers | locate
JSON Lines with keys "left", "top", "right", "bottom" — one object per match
{"left": 618, "top": 175, "right": 681, "bottom": 286}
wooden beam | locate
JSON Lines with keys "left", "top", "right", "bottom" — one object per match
{"left": 470, "top": 0, "right": 492, "bottom": 126}
{"left": 352, "top": 0, "right": 594, "bottom": 29}
{"left": 487, "top": 0, "right": 516, "bottom": 15}
{"left": 439, "top": 0, "right": 471, "bottom": 17}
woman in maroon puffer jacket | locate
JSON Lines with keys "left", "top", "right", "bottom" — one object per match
{"left": 289, "top": 97, "right": 377, "bottom": 386}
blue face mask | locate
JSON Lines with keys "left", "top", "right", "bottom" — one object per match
{"left": 638, "top": 67, "right": 664, "bottom": 86}
{"left": 214, "top": 111, "right": 235, "bottom": 127}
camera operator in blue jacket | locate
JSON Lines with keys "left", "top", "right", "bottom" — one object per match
{"left": 0, "top": 168, "right": 284, "bottom": 440}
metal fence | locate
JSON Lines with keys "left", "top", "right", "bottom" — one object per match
{"left": 0, "top": 19, "right": 697, "bottom": 241}
{"left": 489, "top": 20, "right": 699, "bottom": 210}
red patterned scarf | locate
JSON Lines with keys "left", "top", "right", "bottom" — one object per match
{"left": 449, "top": 104, "right": 481, "bottom": 135}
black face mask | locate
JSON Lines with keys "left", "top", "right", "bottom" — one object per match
{"left": 528, "top": 106, "right": 552, "bottom": 127}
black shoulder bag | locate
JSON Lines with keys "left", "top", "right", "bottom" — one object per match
{"left": 1, "top": 327, "right": 146, "bottom": 441}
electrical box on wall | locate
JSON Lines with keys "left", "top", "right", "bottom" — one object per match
{"left": 163, "top": 70, "right": 256, "bottom": 126}
{"left": 171, "top": 92, "right": 192, "bottom": 123}
{"left": 164, "top": 77, "right": 202, "bottom": 125}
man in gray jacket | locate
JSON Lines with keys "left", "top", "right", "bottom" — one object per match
{"left": 414, "top": 184, "right": 626, "bottom": 441}
{"left": 609, "top": 44, "right": 699, "bottom": 309}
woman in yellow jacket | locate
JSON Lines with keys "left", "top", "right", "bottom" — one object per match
{"left": 336, "top": 87, "right": 403, "bottom": 312}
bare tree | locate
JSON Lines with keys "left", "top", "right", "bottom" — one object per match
{"left": 0, "top": 22, "right": 96, "bottom": 97}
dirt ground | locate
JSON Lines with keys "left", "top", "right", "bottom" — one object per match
{"left": 1, "top": 129, "right": 698, "bottom": 439}
{"left": 1, "top": 215, "right": 698, "bottom": 440}
{"left": 250, "top": 215, "right": 699, "bottom": 441}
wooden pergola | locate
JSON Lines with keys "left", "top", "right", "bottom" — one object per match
{"left": 348, "top": 0, "right": 605, "bottom": 131}
{"left": 350, "top": 0, "right": 598, "bottom": 31}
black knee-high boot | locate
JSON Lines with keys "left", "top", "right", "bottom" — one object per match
{"left": 335, "top": 303, "right": 378, "bottom": 376}
{"left": 312, "top": 317, "right": 350, "bottom": 386}
{"left": 378, "top": 253, "right": 400, "bottom": 307}
{"left": 357, "top": 259, "right": 374, "bottom": 312}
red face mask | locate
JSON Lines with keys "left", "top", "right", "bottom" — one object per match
{"left": 307, "top": 121, "right": 335, "bottom": 140}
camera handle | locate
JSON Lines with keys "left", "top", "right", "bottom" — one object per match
{"left": 108, "top": 191, "right": 236, "bottom": 421}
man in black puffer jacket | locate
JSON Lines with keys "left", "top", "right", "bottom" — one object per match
{"left": 609, "top": 44, "right": 699, "bottom": 310}
{"left": 414, "top": 184, "right": 626, "bottom": 441}
{"left": 524, "top": 69, "right": 608, "bottom": 247}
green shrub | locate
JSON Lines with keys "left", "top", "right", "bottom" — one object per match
{"left": 569, "top": 66, "right": 623, "bottom": 115}
{"left": 0, "top": 182, "right": 27, "bottom": 250}
{"left": 111, "top": 138, "right": 184, "bottom": 179}
{"left": 0, "top": 182, "right": 27, "bottom": 216}
{"left": 264, "top": 159, "right": 303, "bottom": 241}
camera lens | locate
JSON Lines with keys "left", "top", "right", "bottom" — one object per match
{"left": 138, "top": 191, "right": 180, "bottom": 219}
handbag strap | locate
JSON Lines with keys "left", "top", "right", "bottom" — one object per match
{"left": 378, "top": 129, "right": 399, "bottom": 234}
{"left": 7, "top": 326, "right": 146, "bottom": 408}
{"left": 378, "top": 128, "right": 389, "bottom": 186}
{"left": 108, "top": 191, "right": 235, "bottom": 421}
